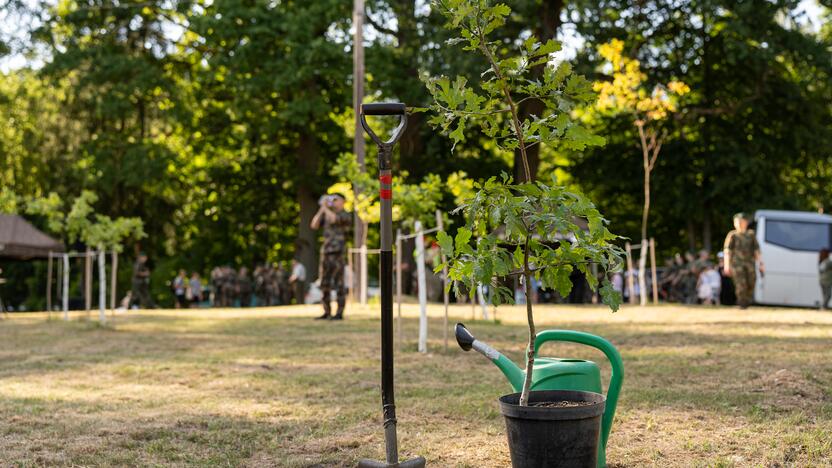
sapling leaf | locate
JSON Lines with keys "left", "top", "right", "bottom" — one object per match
{"left": 437, "top": 230, "right": 454, "bottom": 258}
{"left": 600, "top": 278, "right": 622, "bottom": 312}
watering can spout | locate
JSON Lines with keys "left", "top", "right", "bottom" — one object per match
{"left": 455, "top": 323, "right": 525, "bottom": 392}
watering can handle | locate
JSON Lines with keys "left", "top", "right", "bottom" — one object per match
{"left": 534, "top": 330, "right": 623, "bottom": 461}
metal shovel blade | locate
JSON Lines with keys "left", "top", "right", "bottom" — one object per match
{"left": 358, "top": 456, "right": 427, "bottom": 468}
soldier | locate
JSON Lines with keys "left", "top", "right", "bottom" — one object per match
{"left": 237, "top": 267, "right": 252, "bottom": 307}
{"left": 210, "top": 267, "right": 223, "bottom": 307}
{"left": 131, "top": 252, "right": 154, "bottom": 308}
{"left": 310, "top": 193, "right": 350, "bottom": 320}
{"left": 223, "top": 266, "right": 237, "bottom": 307}
{"left": 277, "top": 263, "right": 291, "bottom": 305}
{"left": 723, "top": 212, "right": 765, "bottom": 309}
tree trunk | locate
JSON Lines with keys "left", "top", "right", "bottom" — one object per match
{"left": 514, "top": 0, "right": 564, "bottom": 183}
{"left": 296, "top": 132, "right": 320, "bottom": 281}
{"left": 639, "top": 136, "right": 650, "bottom": 306}
{"left": 687, "top": 219, "right": 697, "bottom": 252}
{"left": 702, "top": 213, "right": 712, "bottom": 252}
{"left": 519, "top": 236, "right": 536, "bottom": 407}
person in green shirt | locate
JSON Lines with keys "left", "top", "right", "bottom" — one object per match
{"left": 723, "top": 213, "right": 765, "bottom": 309}
{"left": 818, "top": 249, "right": 832, "bottom": 310}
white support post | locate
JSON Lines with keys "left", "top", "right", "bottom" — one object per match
{"left": 625, "top": 242, "right": 636, "bottom": 305}
{"left": 650, "top": 238, "right": 658, "bottom": 305}
{"left": 638, "top": 239, "right": 648, "bottom": 306}
{"left": 84, "top": 249, "right": 92, "bottom": 316}
{"left": 415, "top": 220, "right": 428, "bottom": 354}
{"left": 436, "top": 210, "right": 449, "bottom": 352}
{"left": 97, "top": 249, "right": 106, "bottom": 323}
{"left": 360, "top": 244, "right": 368, "bottom": 306}
{"left": 477, "top": 284, "right": 489, "bottom": 320}
{"left": 347, "top": 248, "right": 354, "bottom": 302}
{"left": 396, "top": 229, "right": 403, "bottom": 348}
{"left": 62, "top": 253, "right": 69, "bottom": 320}
{"left": 110, "top": 251, "right": 118, "bottom": 315}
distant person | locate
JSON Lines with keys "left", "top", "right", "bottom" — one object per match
{"left": 717, "top": 252, "right": 735, "bottom": 306}
{"left": 697, "top": 263, "right": 721, "bottom": 305}
{"left": 723, "top": 213, "right": 764, "bottom": 309}
{"left": 131, "top": 252, "right": 154, "bottom": 308}
{"left": 818, "top": 249, "right": 832, "bottom": 310}
{"left": 611, "top": 272, "right": 624, "bottom": 297}
{"left": 189, "top": 272, "right": 203, "bottom": 307}
{"left": 237, "top": 267, "right": 253, "bottom": 307}
{"left": 289, "top": 258, "right": 307, "bottom": 305}
{"left": 173, "top": 269, "right": 187, "bottom": 308}
{"left": 310, "top": 193, "right": 350, "bottom": 320}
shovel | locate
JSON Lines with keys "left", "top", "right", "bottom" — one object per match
{"left": 358, "top": 103, "right": 426, "bottom": 468}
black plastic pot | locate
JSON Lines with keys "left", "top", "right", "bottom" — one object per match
{"left": 499, "top": 390, "right": 606, "bottom": 468}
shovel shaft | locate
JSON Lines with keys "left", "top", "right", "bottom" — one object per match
{"left": 380, "top": 154, "right": 397, "bottom": 464}
{"left": 381, "top": 250, "right": 397, "bottom": 463}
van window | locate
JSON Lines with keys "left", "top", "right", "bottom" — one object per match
{"left": 764, "top": 220, "right": 832, "bottom": 251}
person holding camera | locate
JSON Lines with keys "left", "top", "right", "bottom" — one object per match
{"left": 310, "top": 193, "right": 350, "bottom": 320}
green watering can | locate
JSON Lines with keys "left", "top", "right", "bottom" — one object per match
{"left": 455, "top": 323, "right": 624, "bottom": 468}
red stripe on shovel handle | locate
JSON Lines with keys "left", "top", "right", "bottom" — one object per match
{"left": 380, "top": 189, "right": 392, "bottom": 200}
{"left": 379, "top": 174, "right": 392, "bottom": 184}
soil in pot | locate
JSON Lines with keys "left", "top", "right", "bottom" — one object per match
{"left": 499, "top": 389, "right": 606, "bottom": 468}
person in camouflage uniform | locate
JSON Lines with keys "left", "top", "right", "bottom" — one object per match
{"left": 723, "top": 213, "right": 765, "bottom": 309}
{"left": 310, "top": 193, "right": 350, "bottom": 320}
{"left": 237, "top": 267, "right": 252, "bottom": 307}
{"left": 131, "top": 252, "right": 154, "bottom": 308}
{"left": 818, "top": 249, "right": 832, "bottom": 310}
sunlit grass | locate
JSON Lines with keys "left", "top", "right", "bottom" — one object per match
{"left": 1, "top": 304, "right": 830, "bottom": 466}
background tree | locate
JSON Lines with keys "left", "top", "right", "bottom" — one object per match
{"left": 569, "top": 0, "right": 832, "bottom": 254}
{"left": 591, "top": 38, "right": 688, "bottom": 305}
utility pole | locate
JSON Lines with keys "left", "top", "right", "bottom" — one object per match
{"left": 353, "top": 0, "right": 367, "bottom": 304}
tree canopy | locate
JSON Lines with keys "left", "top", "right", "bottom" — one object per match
{"left": 0, "top": 0, "right": 830, "bottom": 307}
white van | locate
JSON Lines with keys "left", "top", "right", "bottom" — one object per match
{"left": 754, "top": 210, "right": 832, "bottom": 307}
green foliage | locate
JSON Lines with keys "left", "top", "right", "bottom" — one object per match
{"left": 423, "top": 0, "right": 605, "bottom": 162}
{"left": 569, "top": 0, "right": 832, "bottom": 253}
{"left": 437, "top": 173, "right": 623, "bottom": 310}
{"left": 24, "top": 192, "right": 63, "bottom": 234}
{"left": 330, "top": 153, "right": 446, "bottom": 229}
{"left": 25, "top": 190, "right": 144, "bottom": 251}
{"left": 0, "top": 188, "right": 18, "bottom": 214}
{"left": 426, "top": 0, "right": 621, "bottom": 310}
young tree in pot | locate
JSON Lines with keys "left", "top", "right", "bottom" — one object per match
{"left": 424, "top": 0, "right": 624, "bottom": 409}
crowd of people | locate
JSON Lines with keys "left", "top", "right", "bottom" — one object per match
{"left": 650, "top": 250, "right": 735, "bottom": 305}
{"left": 169, "top": 261, "right": 308, "bottom": 309}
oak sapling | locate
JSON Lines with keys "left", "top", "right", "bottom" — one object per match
{"left": 424, "top": 0, "right": 624, "bottom": 407}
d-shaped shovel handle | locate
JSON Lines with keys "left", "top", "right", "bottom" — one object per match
{"left": 361, "top": 102, "right": 408, "bottom": 147}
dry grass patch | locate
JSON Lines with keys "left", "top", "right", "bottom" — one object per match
{"left": 0, "top": 304, "right": 830, "bottom": 466}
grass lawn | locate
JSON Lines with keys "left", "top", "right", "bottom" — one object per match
{"left": 1, "top": 303, "right": 831, "bottom": 467}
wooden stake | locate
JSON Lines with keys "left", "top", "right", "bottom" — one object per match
{"left": 98, "top": 249, "right": 106, "bottom": 323}
{"left": 396, "top": 229, "right": 403, "bottom": 350}
{"left": 415, "top": 221, "right": 428, "bottom": 354}
{"left": 46, "top": 252, "right": 53, "bottom": 317}
{"left": 62, "top": 254, "right": 69, "bottom": 320}
{"left": 111, "top": 251, "right": 118, "bottom": 317}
